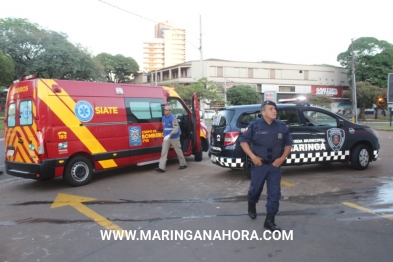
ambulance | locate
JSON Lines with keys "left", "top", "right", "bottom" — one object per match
{"left": 4, "top": 76, "right": 208, "bottom": 186}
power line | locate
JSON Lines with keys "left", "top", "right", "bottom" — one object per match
{"left": 98, "top": 0, "right": 200, "bottom": 49}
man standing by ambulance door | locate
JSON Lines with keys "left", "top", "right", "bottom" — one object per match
{"left": 155, "top": 105, "right": 187, "bottom": 173}
{"left": 239, "top": 101, "right": 293, "bottom": 231}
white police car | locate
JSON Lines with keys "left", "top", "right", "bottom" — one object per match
{"left": 208, "top": 104, "right": 380, "bottom": 178}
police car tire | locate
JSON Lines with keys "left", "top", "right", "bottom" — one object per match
{"left": 63, "top": 156, "right": 94, "bottom": 187}
{"left": 350, "top": 144, "right": 370, "bottom": 170}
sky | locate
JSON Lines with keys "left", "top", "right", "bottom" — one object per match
{"left": 1, "top": 0, "right": 392, "bottom": 69}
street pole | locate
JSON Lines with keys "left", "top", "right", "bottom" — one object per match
{"left": 224, "top": 76, "right": 227, "bottom": 106}
{"left": 351, "top": 39, "right": 357, "bottom": 123}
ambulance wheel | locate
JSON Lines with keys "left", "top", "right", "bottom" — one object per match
{"left": 194, "top": 144, "right": 203, "bottom": 162}
{"left": 350, "top": 144, "right": 369, "bottom": 170}
{"left": 63, "top": 156, "right": 94, "bottom": 187}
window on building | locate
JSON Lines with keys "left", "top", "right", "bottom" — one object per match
{"left": 304, "top": 70, "right": 309, "bottom": 80}
{"left": 270, "top": 69, "right": 275, "bottom": 79}
{"left": 248, "top": 68, "right": 253, "bottom": 78}
{"left": 279, "top": 86, "right": 295, "bottom": 92}
{"left": 217, "top": 67, "right": 223, "bottom": 77}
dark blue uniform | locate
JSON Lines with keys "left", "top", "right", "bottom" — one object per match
{"left": 239, "top": 117, "right": 293, "bottom": 213}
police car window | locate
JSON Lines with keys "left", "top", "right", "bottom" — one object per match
{"left": 277, "top": 109, "right": 300, "bottom": 126}
{"left": 238, "top": 112, "right": 259, "bottom": 127}
{"left": 19, "top": 100, "right": 33, "bottom": 126}
{"left": 126, "top": 98, "right": 164, "bottom": 123}
{"left": 7, "top": 103, "right": 16, "bottom": 127}
{"left": 213, "top": 109, "right": 235, "bottom": 127}
{"left": 303, "top": 110, "right": 336, "bottom": 127}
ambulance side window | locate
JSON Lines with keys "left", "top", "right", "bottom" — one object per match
{"left": 7, "top": 103, "right": 16, "bottom": 127}
{"left": 125, "top": 98, "right": 164, "bottom": 123}
{"left": 19, "top": 100, "right": 33, "bottom": 126}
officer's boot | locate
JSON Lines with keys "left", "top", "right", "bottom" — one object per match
{"left": 248, "top": 202, "right": 257, "bottom": 219}
{"left": 264, "top": 212, "right": 281, "bottom": 231}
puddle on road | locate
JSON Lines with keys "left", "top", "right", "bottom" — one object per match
{"left": 375, "top": 180, "right": 393, "bottom": 204}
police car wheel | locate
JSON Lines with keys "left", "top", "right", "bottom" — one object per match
{"left": 63, "top": 156, "right": 94, "bottom": 187}
{"left": 350, "top": 144, "right": 370, "bottom": 170}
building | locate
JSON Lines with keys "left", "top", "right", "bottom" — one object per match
{"left": 143, "top": 21, "right": 186, "bottom": 72}
{"left": 144, "top": 59, "right": 351, "bottom": 114}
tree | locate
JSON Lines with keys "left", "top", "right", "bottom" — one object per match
{"left": 337, "top": 37, "right": 393, "bottom": 88}
{"left": 227, "top": 85, "right": 259, "bottom": 105}
{"left": 0, "top": 51, "right": 15, "bottom": 87}
{"left": 0, "top": 18, "right": 96, "bottom": 80}
{"left": 93, "top": 53, "right": 139, "bottom": 83}
{"left": 354, "top": 81, "right": 384, "bottom": 120}
{"left": 173, "top": 78, "right": 222, "bottom": 106}
{"left": 305, "top": 94, "right": 332, "bottom": 108}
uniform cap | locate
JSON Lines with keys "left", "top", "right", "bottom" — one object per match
{"left": 164, "top": 105, "right": 172, "bottom": 111}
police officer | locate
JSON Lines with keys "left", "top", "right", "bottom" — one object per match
{"left": 155, "top": 105, "right": 187, "bottom": 173}
{"left": 239, "top": 100, "right": 293, "bottom": 231}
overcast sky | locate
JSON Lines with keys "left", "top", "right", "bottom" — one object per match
{"left": 1, "top": 0, "right": 391, "bottom": 69}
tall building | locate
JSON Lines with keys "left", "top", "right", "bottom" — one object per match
{"left": 143, "top": 21, "right": 186, "bottom": 72}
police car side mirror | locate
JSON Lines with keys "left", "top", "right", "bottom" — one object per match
{"left": 337, "top": 119, "right": 345, "bottom": 128}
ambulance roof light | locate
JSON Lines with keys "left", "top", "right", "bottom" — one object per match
{"left": 22, "top": 74, "right": 36, "bottom": 81}
{"left": 52, "top": 85, "right": 62, "bottom": 93}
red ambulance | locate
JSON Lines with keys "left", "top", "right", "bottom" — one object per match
{"left": 4, "top": 76, "right": 208, "bottom": 186}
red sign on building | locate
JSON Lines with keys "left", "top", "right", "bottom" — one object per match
{"left": 311, "top": 86, "right": 342, "bottom": 98}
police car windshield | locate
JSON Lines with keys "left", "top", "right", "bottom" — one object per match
{"left": 212, "top": 109, "right": 235, "bottom": 127}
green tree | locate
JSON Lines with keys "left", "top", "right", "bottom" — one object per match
{"left": 227, "top": 85, "right": 259, "bottom": 105}
{"left": 0, "top": 18, "right": 96, "bottom": 80}
{"left": 355, "top": 81, "right": 384, "bottom": 120}
{"left": 305, "top": 94, "right": 332, "bottom": 108}
{"left": 93, "top": 53, "right": 139, "bottom": 83}
{"left": 173, "top": 78, "right": 222, "bottom": 106}
{"left": 0, "top": 51, "right": 15, "bottom": 87}
{"left": 337, "top": 37, "right": 393, "bottom": 88}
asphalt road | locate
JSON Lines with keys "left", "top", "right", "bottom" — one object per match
{"left": 0, "top": 129, "right": 392, "bottom": 262}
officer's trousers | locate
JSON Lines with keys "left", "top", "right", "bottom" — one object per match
{"left": 159, "top": 137, "right": 187, "bottom": 170}
{"left": 248, "top": 164, "right": 281, "bottom": 213}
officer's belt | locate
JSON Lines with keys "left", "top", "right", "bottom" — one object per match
{"left": 249, "top": 158, "right": 277, "bottom": 165}
{"left": 261, "top": 159, "right": 276, "bottom": 165}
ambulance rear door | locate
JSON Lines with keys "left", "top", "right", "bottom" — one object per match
{"left": 5, "top": 79, "right": 41, "bottom": 174}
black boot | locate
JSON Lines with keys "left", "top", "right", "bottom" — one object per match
{"left": 248, "top": 202, "right": 257, "bottom": 219}
{"left": 264, "top": 212, "right": 281, "bottom": 231}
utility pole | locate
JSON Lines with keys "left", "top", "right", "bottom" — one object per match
{"left": 351, "top": 39, "right": 357, "bottom": 123}
{"left": 224, "top": 76, "right": 227, "bottom": 105}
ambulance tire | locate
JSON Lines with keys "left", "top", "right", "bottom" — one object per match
{"left": 63, "top": 156, "right": 94, "bottom": 187}
{"left": 350, "top": 144, "right": 370, "bottom": 170}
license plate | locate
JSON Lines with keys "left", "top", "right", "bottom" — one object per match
{"left": 210, "top": 155, "right": 217, "bottom": 162}
{"left": 7, "top": 149, "right": 14, "bottom": 156}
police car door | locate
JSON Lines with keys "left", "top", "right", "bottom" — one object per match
{"left": 294, "top": 109, "right": 348, "bottom": 164}
{"left": 278, "top": 108, "right": 318, "bottom": 165}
